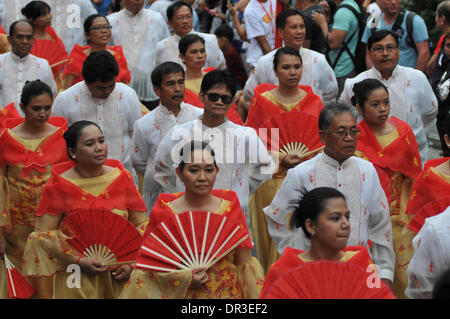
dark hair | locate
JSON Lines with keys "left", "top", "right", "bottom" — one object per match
{"left": 437, "top": 1, "right": 450, "bottom": 24}
{"left": 200, "top": 69, "right": 237, "bottom": 97}
{"left": 367, "top": 29, "right": 399, "bottom": 50}
{"left": 351, "top": 79, "right": 388, "bottom": 108}
{"left": 214, "top": 24, "right": 234, "bottom": 42}
{"left": 81, "top": 50, "right": 119, "bottom": 84}
{"left": 151, "top": 61, "right": 185, "bottom": 87}
{"left": 273, "top": 46, "right": 303, "bottom": 70}
{"left": 443, "top": 109, "right": 450, "bottom": 136}
{"left": 21, "top": 1, "right": 51, "bottom": 21}
{"left": 9, "top": 20, "right": 34, "bottom": 36}
{"left": 63, "top": 120, "right": 102, "bottom": 160}
{"left": 179, "top": 34, "right": 205, "bottom": 55}
{"left": 83, "top": 14, "right": 108, "bottom": 34}
{"left": 432, "top": 268, "right": 450, "bottom": 299}
{"left": 178, "top": 140, "right": 217, "bottom": 170}
{"left": 20, "top": 80, "right": 53, "bottom": 106}
{"left": 167, "top": 1, "right": 193, "bottom": 21}
{"left": 290, "top": 187, "right": 346, "bottom": 238}
{"left": 318, "top": 102, "right": 358, "bottom": 131}
{"left": 276, "top": 8, "right": 304, "bottom": 29}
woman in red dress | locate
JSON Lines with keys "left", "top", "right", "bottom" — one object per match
{"left": 63, "top": 14, "right": 131, "bottom": 89}
{"left": 21, "top": 1, "right": 68, "bottom": 91}
{"left": 245, "top": 46, "right": 323, "bottom": 129}
{"left": 260, "top": 187, "right": 384, "bottom": 298}
{"left": 352, "top": 78, "right": 422, "bottom": 298}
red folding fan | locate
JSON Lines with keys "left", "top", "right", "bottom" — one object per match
{"left": 258, "top": 111, "right": 324, "bottom": 159}
{"left": 136, "top": 211, "right": 249, "bottom": 272}
{"left": 4, "top": 254, "right": 35, "bottom": 299}
{"left": 408, "top": 197, "right": 450, "bottom": 233}
{"left": 60, "top": 209, "right": 142, "bottom": 266}
{"left": 260, "top": 260, "right": 396, "bottom": 299}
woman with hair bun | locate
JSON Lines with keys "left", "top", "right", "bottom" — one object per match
{"left": 21, "top": 1, "right": 68, "bottom": 90}
{"left": 0, "top": 80, "right": 68, "bottom": 298}
{"left": 351, "top": 78, "right": 422, "bottom": 298}
{"left": 22, "top": 120, "right": 148, "bottom": 298}
{"left": 260, "top": 187, "right": 376, "bottom": 297}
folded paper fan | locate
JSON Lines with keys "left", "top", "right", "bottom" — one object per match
{"left": 408, "top": 197, "right": 450, "bottom": 233}
{"left": 60, "top": 209, "right": 142, "bottom": 265}
{"left": 4, "top": 254, "right": 35, "bottom": 299}
{"left": 136, "top": 211, "right": 249, "bottom": 272}
{"left": 258, "top": 111, "right": 324, "bottom": 158}
{"left": 260, "top": 260, "right": 396, "bottom": 299}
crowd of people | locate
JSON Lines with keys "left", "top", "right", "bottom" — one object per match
{"left": 0, "top": 0, "right": 449, "bottom": 300}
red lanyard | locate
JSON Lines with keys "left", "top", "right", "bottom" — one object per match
{"left": 257, "top": 0, "right": 275, "bottom": 35}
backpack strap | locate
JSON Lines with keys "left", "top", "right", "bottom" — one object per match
{"left": 405, "top": 11, "right": 417, "bottom": 53}
{"left": 330, "top": 4, "right": 362, "bottom": 70}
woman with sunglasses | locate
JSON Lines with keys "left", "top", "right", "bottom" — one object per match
{"left": 352, "top": 78, "right": 422, "bottom": 299}
{"left": 245, "top": 46, "right": 324, "bottom": 129}
{"left": 180, "top": 33, "right": 243, "bottom": 125}
{"left": 63, "top": 14, "right": 130, "bottom": 90}
{"left": 21, "top": 1, "right": 68, "bottom": 91}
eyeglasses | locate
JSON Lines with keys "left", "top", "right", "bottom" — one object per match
{"left": 175, "top": 15, "right": 193, "bottom": 22}
{"left": 206, "top": 92, "right": 233, "bottom": 104}
{"left": 323, "top": 128, "right": 360, "bottom": 138}
{"left": 90, "top": 25, "right": 112, "bottom": 32}
{"left": 369, "top": 45, "right": 398, "bottom": 54}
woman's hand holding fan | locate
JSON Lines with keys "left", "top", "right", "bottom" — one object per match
{"left": 191, "top": 267, "right": 208, "bottom": 289}
{"left": 112, "top": 264, "right": 133, "bottom": 281}
{"left": 78, "top": 257, "right": 108, "bottom": 275}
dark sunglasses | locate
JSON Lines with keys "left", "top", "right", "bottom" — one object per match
{"left": 206, "top": 92, "right": 233, "bottom": 104}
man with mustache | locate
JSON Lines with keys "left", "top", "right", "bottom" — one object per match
{"left": 51, "top": 50, "right": 142, "bottom": 181}
{"left": 132, "top": 61, "right": 203, "bottom": 212}
{"left": 264, "top": 102, "right": 395, "bottom": 288}
{"left": 339, "top": 29, "right": 438, "bottom": 167}
{"left": 0, "top": 20, "right": 57, "bottom": 115}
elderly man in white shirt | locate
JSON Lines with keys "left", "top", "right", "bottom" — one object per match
{"left": 132, "top": 62, "right": 203, "bottom": 212}
{"left": 406, "top": 206, "right": 450, "bottom": 299}
{"left": 0, "top": 20, "right": 56, "bottom": 113}
{"left": 155, "top": 1, "right": 226, "bottom": 72}
{"left": 108, "top": 0, "right": 170, "bottom": 109}
{"left": 0, "top": 0, "right": 97, "bottom": 53}
{"left": 339, "top": 29, "right": 438, "bottom": 167}
{"left": 264, "top": 102, "right": 395, "bottom": 286}
{"left": 153, "top": 69, "right": 274, "bottom": 229}
{"left": 243, "top": 8, "right": 338, "bottom": 106}
{"left": 52, "top": 51, "right": 142, "bottom": 179}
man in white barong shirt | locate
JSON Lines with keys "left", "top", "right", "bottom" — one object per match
{"left": 155, "top": 1, "right": 226, "bottom": 72}
{"left": 0, "top": 0, "right": 97, "bottom": 53}
{"left": 264, "top": 102, "right": 395, "bottom": 285}
{"left": 243, "top": 8, "right": 338, "bottom": 106}
{"left": 52, "top": 51, "right": 142, "bottom": 179}
{"left": 339, "top": 29, "right": 438, "bottom": 167}
{"left": 152, "top": 69, "right": 274, "bottom": 229}
{"left": 132, "top": 62, "right": 203, "bottom": 212}
{"left": 0, "top": 20, "right": 57, "bottom": 114}
{"left": 406, "top": 206, "right": 450, "bottom": 299}
{"left": 108, "top": 0, "right": 170, "bottom": 108}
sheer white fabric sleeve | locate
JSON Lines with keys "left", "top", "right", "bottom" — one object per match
{"left": 406, "top": 222, "right": 446, "bottom": 299}
{"left": 263, "top": 167, "right": 308, "bottom": 253}
{"left": 366, "top": 166, "right": 395, "bottom": 281}
{"left": 414, "top": 70, "right": 438, "bottom": 127}
{"left": 131, "top": 118, "right": 150, "bottom": 176}
{"left": 316, "top": 55, "right": 339, "bottom": 105}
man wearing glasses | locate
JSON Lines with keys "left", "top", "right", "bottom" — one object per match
{"left": 152, "top": 69, "right": 273, "bottom": 230}
{"left": 154, "top": 1, "right": 226, "bottom": 73}
{"left": 340, "top": 30, "right": 438, "bottom": 167}
{"left": 108, "top": 0, "right": 170, "bottom": 110}
{"left": 264, "top": 102, "right": 395, "bottom": 288}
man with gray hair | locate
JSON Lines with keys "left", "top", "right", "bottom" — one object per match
{"left": 264, "top": 102, "right": 395, "bottom": 286}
